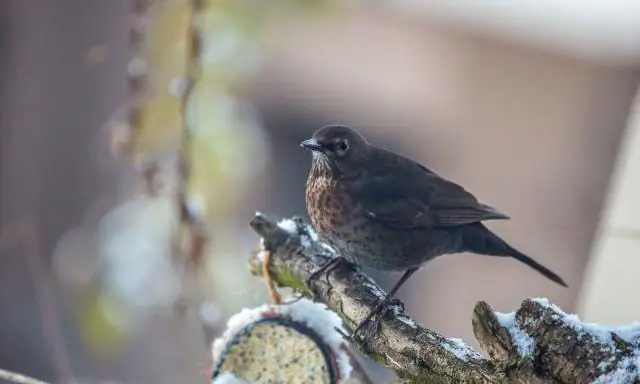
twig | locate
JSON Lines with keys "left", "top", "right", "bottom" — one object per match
{"left": 0, "top": 368, "right": 51, "bottom": 384}
{"left": 122, "top": 0, "right": 153, "bottom": 160}
{"left": 260, "top": 249, "right": 283, "bottom": 304}
{"left": 172, "top": 0, "right": 208, "bottom": 289}
{"left": 248, "top": 213, "right": 640, "bottom": 383}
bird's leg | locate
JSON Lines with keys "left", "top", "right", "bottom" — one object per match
{"left": 305, "top": 256, "right": 345, "bottom": 290}
{"left": 351, "top": 267, "right": 419, "bottom": 339}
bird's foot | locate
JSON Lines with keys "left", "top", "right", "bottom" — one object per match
{"left": 350, "top": 294, "right": 394, "bottom": 341}
{"left": 305, "top": 256, "right": 345, "bottom": 292}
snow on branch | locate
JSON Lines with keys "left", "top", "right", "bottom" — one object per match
{"left": 249, "top": 213, "right": 640, "bottom": 383}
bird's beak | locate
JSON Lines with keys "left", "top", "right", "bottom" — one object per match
{"left": 300, "top": 138, "right": 324, "bottom": 152}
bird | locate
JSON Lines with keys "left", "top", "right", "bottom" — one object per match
{"left": 300, "top": 124, "right": 567, "bottom": 337}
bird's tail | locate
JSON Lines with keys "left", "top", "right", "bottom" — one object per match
{"left": 461, "top": 223, "right": 567, "bottom": 287}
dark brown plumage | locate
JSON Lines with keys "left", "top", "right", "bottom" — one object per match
{"left": 301, "top": 124, "right": 566, "bottom": 336}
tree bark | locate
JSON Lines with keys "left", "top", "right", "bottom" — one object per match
{"left": 249, "top": 213, "right": 640, "bottom": 384}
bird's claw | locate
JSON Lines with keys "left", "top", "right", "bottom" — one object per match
{"left": 350, "top": 314, "right": 385, "bottom": 344}
{"left": 350, "top": 296, "right": 394, "bottom": 341}
{"left": 305, "top": 257, "right": 344, "bottom": 292}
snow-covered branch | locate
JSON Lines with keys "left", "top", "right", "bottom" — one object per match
{"left": 249, "top": 213, "right": 640, "bottom": 383}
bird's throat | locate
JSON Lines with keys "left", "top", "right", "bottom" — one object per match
{"left": 310, "top": 154, "right": 333, "bottom": 178}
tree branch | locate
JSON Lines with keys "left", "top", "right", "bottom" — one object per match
{"left": 249, "top": 213, "right": 640, "bottom": 383}
{"left": 0, "top": 368, "right": 50, "bottom": 384}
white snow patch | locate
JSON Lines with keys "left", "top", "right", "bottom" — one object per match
{"left": 392, "top": 305, "right": 417, "bottom": 329}
{"left": 442, "top": 338, "right": 482, "bottom": 361}
{"left": 594, "top": 352, "right": 640, "bottom": 384}
{"left": 361, "top": 275, "right": 387, "bottom": 300}
{"left": 276, "top": 218, "right": 328, "bottom": 250}
{"left": 212, "top": 372, "right": 248, "bottom": 384}
{"left": 300, "top": 235, "right": 313, "bottom": 248}
{"left": 361, "top": 282, "right": 385, "bottom": 300}
{"left": 532, "top": 298, "right": 640, "bottom": 346}
{"left": 613, "top": 325, "right": 640, "bottom": 346}
{"left": 532, "top": 298, "right": 640, "bottom": 382}
{"left": 277, "top": 218, "right": 298, "bottom": 235}
{"left": 304, "top": 224, "right": 320, "bottom": 242}
{"left": 212, "top": 298, "right": 352, "bottom": 379}
{"left": 321, "top": 243, "right": 337, "bottom": 253}
{"left": 300, "top": 224, "right": 320, "bottom": 248}
{"left": 495, "top": 311, "right": 536, "bottom": 356}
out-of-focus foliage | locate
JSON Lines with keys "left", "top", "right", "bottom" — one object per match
{"left": 51, "top": 0, "right": 343, "bottom": 359}
{"left": 127, "top": 0, "right": 341, "bottom": 221}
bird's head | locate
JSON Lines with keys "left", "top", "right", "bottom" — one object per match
{"left": 300, "top": 125, "right": 370, "bottom": 178}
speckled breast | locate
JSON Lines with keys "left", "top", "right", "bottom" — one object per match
{"left": 306, "top": 175, "right": 450, "bottom": 271}
{"left": 305, "top": 176, "right": 353, "bottom": 249}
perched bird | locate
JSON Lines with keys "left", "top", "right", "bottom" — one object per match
{"left": 301, "top": 125, "right": 567, "bottom": 336}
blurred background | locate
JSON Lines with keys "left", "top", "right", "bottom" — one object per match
{"left": 1, "top": 1, "right": 640, "bottom": 383}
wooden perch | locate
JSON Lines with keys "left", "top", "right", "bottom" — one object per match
{"left": 249, "top": 213, "right": 640, "bottom": 384}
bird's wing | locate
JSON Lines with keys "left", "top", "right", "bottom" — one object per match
{"left": 353, "top": 158, "right": 509, "bottom": 229}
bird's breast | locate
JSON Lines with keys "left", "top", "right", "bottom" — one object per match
{"left": 306, "top": 176, "right": 353, "bottom": 239}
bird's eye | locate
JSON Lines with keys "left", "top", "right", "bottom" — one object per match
{"left": 336, "top": 140, "right": 349, "bottom": 153}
